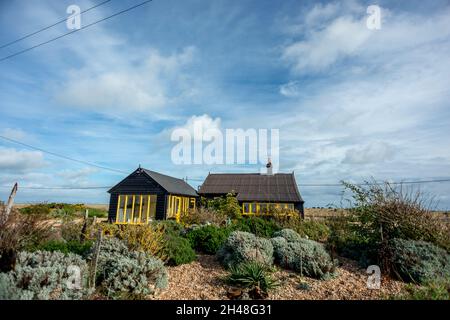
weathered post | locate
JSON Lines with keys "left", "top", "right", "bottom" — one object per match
{"left": 80, "top": 209, "right": 89, "bottom": 243}
{"left": 89, "top": 228, "right": 102, "bottom": 289}
{"left": 1, "top": 183, "right": 18, "bottom": 224}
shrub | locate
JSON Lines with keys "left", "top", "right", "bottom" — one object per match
{"left": 226, "top": 262, "right": 278, "bottom": 294}
{"left": 388, "top": 238, "right": 450, "bottom": 284}
{"left": 157, "top": 220, "right": 184, "bottom": 236}
{"left": 271, "top": 229, "right": 336, "bottom": 279}
{"left": 187, "top": 225, "right": 232, "bottom": 254}
{"left": 19, "top": 204, "right": 51, "bottom": 216}
{"left": 86, "top": 207, "right": 108, "bottom": 218}
{"left": 92, "top": 237, "right": 168, "bottom": 299}
{"left": 117, "top": 224, "right": 167, "bottom": 261}
{"left": 101, "top": 252, "right": 167, "bottom": 299}
{"left": 29, "top": 240, "right": 93, "bottom": 258}
{"left": 162, "top": 233, "right": 197, "bottom": 266}
{"left": 327, "top": 215, "right": 378, "bottom": 267}
{"left": 343, "top": 181, "right": 450, "bottom": 251}
{"left": 0, "top": 210, "right": 52, "bottom": 272}
{"left": 205, "top": 193, "right": 241, "bottom": 219}
{"left": 273, "top": 229, "right": 303, "bottom": 242}
{"left": 232, "top": 217, "right": 281, "bottom": 238}
{"left": 179, "top": 207, "right": 228, "bottom": 227}
{"left": 217, "top": 231, "right": 273, "bottom": 268}
{"left": 0, "top": 250, "right": 91, "bottom": 300}
{"left": 292, "top": 221, "right": 330, "bottom": 242}
{"left": 60, "top": 219, "right": 85, "bottom": 242}
{"left": 393, "top": 278, "right": 450, "bottom": 300}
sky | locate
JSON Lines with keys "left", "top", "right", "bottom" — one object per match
{"left": 0, "top": 0, "right": 450, "bottom": 208}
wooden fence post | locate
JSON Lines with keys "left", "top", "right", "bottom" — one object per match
{"left": 80, "top": 209, "right": 89, "bottom": 243}
{"left": 1, "top": 183, "right": 18, "bottom": 224}
{"left": 89, "top": 228, "right": 102, "bottom": 289}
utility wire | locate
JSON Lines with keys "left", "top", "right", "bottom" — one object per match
{"left": 0, "top": 135, "right": 127, "bottom": 174}
{"left": 0, "top": 0, "right": 112, "bottom": 50}
{"left": 3, "top": 178, "right": 450, "bottom": 190}
{"left": 0, "top": 0, "right": 153, "bottom": 62}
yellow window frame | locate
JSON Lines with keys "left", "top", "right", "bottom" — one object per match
{"left": 115, "top": 194, "right": 152, "bottom": 225}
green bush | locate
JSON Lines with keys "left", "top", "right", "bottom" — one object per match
{"left": 393, "top": 278, "right": 450, "bottom": 300}
{"left": 271, "top": 229, "right": 336, "bottom": 279}
{"left": 217, "top": 231, "right": 273, "bottom": 268}
{"left": 205, "top": 193, "right": 241, "bottom": 218}
{"left": 29, "top": 240, "right": 93, "bottom": 258}
{"left": 226, "top": 262, "right": 278, "bottom": 294}
{"left": 232, "top": 217, "right": 281, "bottom": 238}
{"left": 0, "top": 250, "right": 91, "bottom": 300}
{"left": 19, "top": 204, "right": 51, "bottom": 216}
{"left": 187, "top": 225, "right": 232, "bottom": 254}
{"left": 293, "top": 221, "right": 330, "bottom": 242}
{"left": 157, "top": 220, "right": 184, "bottom": 236}
{"left": 343, "top": 181, "right": 450, "bottom": 252}
{"left": 86, "top": 208, "right": 108, "bottom": 218}
{"left": 327, "top": 215, "right": 378, "bottom": 267}
{"left": 388, "top": 238, "right": 450, "bottom": 284}
{"left": 163, "top": 233, "right": 197, "bottom": 266}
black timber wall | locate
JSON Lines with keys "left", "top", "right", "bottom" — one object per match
{"left": 108, "top": 170, "right": 168, "bottom": 222}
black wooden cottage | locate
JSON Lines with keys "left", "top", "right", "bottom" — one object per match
{"left": 108, "top": 167, "right": 198, "bottom": 224}
{"left": 198, "top": 168, "right": 305, "bottom": 218}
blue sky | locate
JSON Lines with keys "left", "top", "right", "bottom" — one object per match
{"left": 1, "top": 0, "right": 450, "bottom": 208}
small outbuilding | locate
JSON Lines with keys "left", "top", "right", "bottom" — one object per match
{"left": 108, "top": 167, "right": 198, "bottom": 224}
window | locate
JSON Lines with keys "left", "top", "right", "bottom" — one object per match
{"left": 243, "top": 203, "right": 250, "bottom": 214}
{"left": 115, "top": 194, "right": 156, "bottom": 224}
{"left": 167, "top": 195, "right": 196, "bottom": 222}
{"left": 250, "top": 203, "right": 257, "bottom": 214}
{"left": 259, "top": 203, "right": 268, "bottom": 214}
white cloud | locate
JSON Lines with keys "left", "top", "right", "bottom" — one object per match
{"left": 56, "top": 46, "right": 197, "bottom": 113}
{"left": 0, "top": 148, "right": 45, "bottom": 173}
{"left": 282, "top": 15, "right": 371, "bottom": 74}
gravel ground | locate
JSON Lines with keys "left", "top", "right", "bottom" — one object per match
{"left": 154, "top": 255, "right": 405, "bottom": 300}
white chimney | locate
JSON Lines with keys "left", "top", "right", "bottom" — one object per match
{"left": 266, "top": 157, "right": 273, "bottom": 175}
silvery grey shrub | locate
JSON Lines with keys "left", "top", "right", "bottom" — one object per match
{"left": 271, "top": 229, "right": 336, "bottom": 279}
{"left": 0, "top": 250, "right": 91, "bottom": 300}
{"left": 217, "top": 231, "right": 274, "bottom": 268}
{"left": 93, "top": 237, "right": 168, "bottom": 299}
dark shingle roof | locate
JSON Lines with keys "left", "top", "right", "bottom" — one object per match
{"left": 198, "top": 173, "right": 303, "bottom": 202}
{"left": 142, "top": 169, "right": 198, "bottom": 197}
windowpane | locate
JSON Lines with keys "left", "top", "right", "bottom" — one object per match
{"left": 117, "top": 195, "right": 126, "bottom": 223}
{"left": 243, "top": 203, "right": 249, "bottom": 214}
{"left": 141, "top": 195, "right": 149, "bottom": 224}
{"left": 133, "top": 195, "right": 142, "bottom": 224}
{"left": 251, "top": 203, "right": 257, "bottom": 214}
{"left": 125, "top": 195, "right": 133, "bottom": 223}
{"left": 149, "top": 195, "right": 157, "bottom": 220}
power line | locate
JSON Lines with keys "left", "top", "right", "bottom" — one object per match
{"left": 0, "top": 135, "right": 127, "bottom": 174}
{"left": 0, "top": 186, "right": 111, "bottom": 190}
{"left": 0, "top": 0, "right": 112, "bottom": 50}
{"left": 299, "top": 179, "right": 450, "bottom": 187}
{"left": 0, "top": 0, "right": 153, "bottom": 62}
{"left": 185, "top": 177, "right": 450, "bottom": 186}
{"left": 3, "top": 178, "right": 450, "bottom": 191}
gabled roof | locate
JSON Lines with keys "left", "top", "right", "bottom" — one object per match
{"left": 142, "top": 169, "right": 198, "bottom": 197}
{"left": 198, "top": 173, "right": 303, "bottom": 203}
{"left": 108, "top": 167, "right": 198, "bottom": 197}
